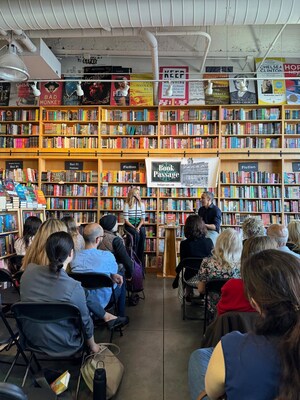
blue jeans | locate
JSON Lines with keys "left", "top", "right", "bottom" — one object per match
{"left": 188, "top": 347, "right": 214, "bottom": 400}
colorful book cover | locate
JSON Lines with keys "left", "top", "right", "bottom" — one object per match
{"left": 130, "top": 73, "right": 154, "bottom": 106}
{"left": 284, "top": 63, "right": 300, "bottom": 104}
{"left": 82, "top": 66, "right": 112, "bottom": 105}
{"left": 229, "top": 74, "right": 257, "bottom": 104}
{"left": 159, "top": 66, "right": 189, "bottom": 105}
{"left": 62, "top": 78, "right": 82, "bottom": 105}
{"left": 9, "top": 82, "right": 39, "bottom": 106}
{"left": 34, "top": 189, "right": 47, "bottom": 207}
{"left": 204, "top": 73, "right": 230, "bottom": 105}
{"left": 39, "top": 80, "right": 63, "bottom": 106}
{"left": 0, "top": 82, "right": 11, "bottom": 106}
{"left": 110, "top": 74, "right": 130, "bottom": 106}
{"left": 256, "top": 58, "right": 286, "bottom": 105}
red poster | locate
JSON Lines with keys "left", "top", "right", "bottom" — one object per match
{"left": 110, "top": 74, "right": 130, "bottom": 106}
{"left": 39, "top": 81, "right": 63, "bottom": 106}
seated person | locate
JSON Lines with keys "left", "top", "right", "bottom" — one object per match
{"left": 71, "top": 223, "right": 128, "bottom": 326}
{"left": 188, "top": 250, "right": 300, "bottom": 400}
{"left": 267, "top": 223, "right": 300, "bottom": 258}
{"left": 242, "top": 216, "right": 265, "bottom": 243}
{"left": 99, "top": 214, "right": 133, "bottom": 280}
{"left": 14, "top": 216, "right": 42, "bottom": 256}
{"left": 216, "top": 236, "right": 276, "bottom": 316}
{"left": 20, "top": 231, "right": 100, "bottom": 355}
{"left": 61, "top": 216, "right": 85, "bottom": 252}
{"left": 197, "top": 229, "right": 242, "bottom": 318}
{"left": 287, "top": 220, "right": 300, "bottom": 254}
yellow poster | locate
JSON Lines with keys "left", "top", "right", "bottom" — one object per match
{"left": 130, "top": 74, "right": 154, "bottom": 106}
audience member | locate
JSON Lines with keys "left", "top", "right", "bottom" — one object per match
{"left": 242, "top": 216, "right": 265, "bottom": 242}
{"left": 20, "top": 231, "right": 100, "bottom": 355}
{"left": 197, "top": 229, "right": 242, "bottom": 318}
{"left": 189, "top": 250, "right": 300, "bottom": 400}
{"left": 99, "top": 214, "right": 133, "bottom": 279}
{"left": 71, "top": 223, "right": 129, "bottom": 328}
{"left": 14, "top": 216, "right": 42, "bottom": 255}
{"left": 61, "top": 216, "right": 85, "bottom": 252}
{"left": 267, "top": 223, "right": 300, "bottom": 258}
{"left": 287, "top": 220, "right": 300, "bottom": 254}
{"left": 198, "top": 191, "right": 222, "bottom": 245}
{"left": 216, "top": 235, "right": 277, "bottom": 316}
{"left": 123, "top": 186, "right": 146, "bottom": 267}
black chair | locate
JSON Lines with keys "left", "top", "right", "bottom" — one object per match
{"left": 175, "top": 257, "right": 204, "bottom": 320}
{"left": 203, "top": 279, "right": 229, "bottom": 333}
{"left": 68, "top": 272, "right": 122, "bottom": 342}
{"left": 11, "top": 302, "right": 87, "bottom": 399}
{"left": 9, "top": 255, "right": 24, "bottom": 275}
{"left": 0, "top": 268, "right": 21, "bottom": 305}
{"left": 0, "top": 382, "right": 28, "bottom": 400}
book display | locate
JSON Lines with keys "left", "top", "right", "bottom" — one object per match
{"left": 0, "top": 104, "right": 300, "bottom": 272}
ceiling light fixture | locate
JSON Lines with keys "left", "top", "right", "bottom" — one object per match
{"left": 76, "top": 81, "right": 84, "bottom": 97}
{"left": 206, "top": 80, "right": 213, "bottom": 95}
{"left": 165, "top": 81, "right": 173, "bottom": 97}
{"left": 31, "top": 81, "right": 41, "bottom": 97}
{"left": 118, "top": 78, "right": 130, "bottom": 96}
{"left": 0, "top": 44, "right": 29, "bottom": 82}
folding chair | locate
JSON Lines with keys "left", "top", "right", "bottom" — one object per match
{"left": 68, "top": 272, "right": 123, "bottom": 342}
{"left": 0, "top": 382, "right": 27, "bottom": 400}
{"left": 8, "top": 255, "right": 24, "bottom": 275}
{"left": 11, "top": 302, "right": 87, "bottom": 400}
{"left": 203, "top": 279, "right": 229, "bottom": 334}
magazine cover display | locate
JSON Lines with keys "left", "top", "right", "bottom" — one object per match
{"left": 0, "top": 82, "right": 11, "bottom": 106}
{"left": 284, "top": 63, "right": 300, "bottom": 104}
{"left": 110, "top": 74, "right": 130, "bottom": 106}
{"left": 82, "top": 66, "right": 112, "bottom": 105}
{"left": 9, "top": 82, "right": 39, "bottom": 106}
{"left": 229, "top": 74, "right": 257, "bottom": 104}
{"left": 130, "top": 73, "right": 154, "bottom": 106}
{"left": 39, "top": 80, "right": 63, "bottom": 106}
{"left": 159, "top": 66, "right": 189, "bottom": 105}
{"left": 256, "top": 57, "right": 286, "bottom": 105}
{"left": 62, "top": 78, "right": 82, "bottom": 105}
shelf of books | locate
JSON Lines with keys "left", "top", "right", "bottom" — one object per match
{"left": 41, "top": 106, "right": 99, "bottom": 150}
{"left": 100, "top": 106, "right": 158, "bottom": 150}
{"left": 283, "top": 105, "right": 300, "bottom": 150}
{"left": 159, "top": 106, "right": 219, "bottom": 151}
{"left": 40, "top": 158, "right": 99, "bottom": 224}
{"left": 0, "top": 107, "right": 40, "bottom": 149}
{"left": 0, "top": 210, "right": 18, "bottom": 263}
{"left": 282, "top": 157, "right": 300, "bottom": 225}
{"left": 220, "top": 105, "right": 282, "bottom": 151}
{"left": 219, "top": 157, "right": 282, "bottom": 229}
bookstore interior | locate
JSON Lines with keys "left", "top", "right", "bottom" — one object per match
{"left": 0, "top": 0, "right": 299, "bottom": 273}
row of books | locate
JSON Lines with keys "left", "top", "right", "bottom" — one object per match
{"left": 42, "top": 136, "right": 99, "bottom": 148}
{"left": 222, "top": 108, "right": 280, "bottom": 121}
{"left": 0, "top": 109, "right": 39, "bottom": 122}
{"left": 220, "top": 171, "right": 281, "bottom": 184}
{"left": 221, "top": 137, "right": 280, "bottom": 149}
{"left": 220, "top": 185, "right": 282, "bottom": 199}
{"left": 102, "top": 137, "right": 157, "bottom": 149}
{"left": 0, "top": 213, "right": 18, "bottom": 233}
{"left": 283, "top": 172, "right": 300, "bottom": 184}
{"left": 0, "top": 168, "right": 37, "bottom": 183}
{"left": 0, "top": 123, "right": 39, "bottom": 135}
{"left": 284, "top": 187, "right": 300, "bottom": 198}
{"left": 145, "top": 238, "right": 157, "bottom": 252}
{"left": 101, "top": 124, "right": 157, "bottom": 136}
{"left": 41, "top": 184, "right": 98, "bottom": 197}
{"left": 46, "top": 210, "right": 97, "bottom": 224}
{"left": 42, "top": 109, "right": 98, "bottom": 122}
{"left": 222, "top": 213, "right": 281, "bottom": 226}
{"left": 46, "top": 197, "right": 97, "bottom": 210}
{"left": 284, "top": 214, "right": 300, "bottom": 224}
{"left": 283, "top": 200, "right": 300, "bottom": 212}
{"left": 160, "top": 109, "right": 218, "bottom": 121}
{"left": 285, "top": 110, "right": 300, "bottom": 120}
{"left": 160, "top": 137, "right": 218, "bottom": 149}
{"left": 284, "top": 139, "right": 300, "bottom": 148}
{"left": 222, "top": 122, "right": 281, "bottom": 135}
{"left": 160, "top": 123, "right": 218, "bottom": 136}
{"left": 159, "top": 187, "right": 211, "bottom": 198}
{"left": 101, "top": 170, "right": 146, "bottom": 183}
{"left": 285, "top": 123, "right": 300, "bottom": 134}
{"left": 100, "top": 185, "right": 157, "bottom": 197}
{"left": 42, "top": 170, "right": 98, "bottom": 183}
{"left": 0, "top": 234, "right": 15, "bottom": 257}
{"left": 43, "top": 123, "right": 98, "bottom": 135}
{"left": 158, "top": 211, "right": 190, "bottom": 225}
{"left": 102, "top": 109, "right": 157, "bottom": 122}
{"left": 145, "top": 225, "right": 156, "bottom": 238}
{"left": 159, "top": 199, "right": 194, "bottom": 211}
{"left": 220, "top": 199, "right": 282, "bottom": 213}
{"left": 0, "top": 181, "right": 45, "bottom": 210}
{"left": 0, "top": 136, "right": 39, "bottom": 148}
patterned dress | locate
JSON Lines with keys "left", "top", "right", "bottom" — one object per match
{"left": 197, "top": 257, "right": 241, "bottom": 316}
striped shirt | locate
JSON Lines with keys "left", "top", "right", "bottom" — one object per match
{"left": 123, "top": 202, "right": 146, "bottom": 225}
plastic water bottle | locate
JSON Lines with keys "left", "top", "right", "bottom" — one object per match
{"left": 93, "top": 368, "right": 106, "bottom": 400}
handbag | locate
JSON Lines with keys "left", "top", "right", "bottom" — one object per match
{"left": 81, "top": 343, "right": 124, "bottom": 399}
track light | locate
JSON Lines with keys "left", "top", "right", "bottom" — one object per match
{"left": 31, "top": 81, "right": 41, "bottom": 97}
{"left": 165, "top": 81, "right": 173, "bottom": 97}
{"left": 118, "top": 78, "right": 130, "bottom": 96}
{"left": 239, "top": 78, "right": 248, "bottom": 93}
{"left": 206, "top": 80, "right": 213, "bottom": 95}
{"left": 0, "top": 44, "right": 29, "bottom": 82}
{"left": 76, "top": 81, "right": 84, "bottom": 97}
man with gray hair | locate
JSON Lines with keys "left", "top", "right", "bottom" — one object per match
{"left": 267, "top": 224, "right": 300, "bottom": 259}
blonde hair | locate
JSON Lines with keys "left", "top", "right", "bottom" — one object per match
{"left": 126, "top": 186, "right": 141, "bottom": 208}
{"left": 212, "top": 228, "right": 242, "bottom": 270}
{"left": 288, "top": 220, "right": 300, "bottom": 251}
{"left": 22, "top": 219, "right": 68, "bottom": 269}
{"left": 241, "top": 235, "right": 277, "bottom": 266}
{"left": 242, "top": 216, "right": 265, "bottom": 240}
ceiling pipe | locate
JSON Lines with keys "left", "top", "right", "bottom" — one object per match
{"left": 12, "top": 30, "right": 37, "bottom": 53}
{"left": 0, "top": 29, "right": 24, "bottom": 52}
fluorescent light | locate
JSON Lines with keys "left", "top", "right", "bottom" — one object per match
{"left": 206, "top": 80, "right": 213, "bottom": 95}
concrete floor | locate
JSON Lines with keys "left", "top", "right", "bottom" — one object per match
{"left": 0, "top": 274, "right": 204, "bottom": 400}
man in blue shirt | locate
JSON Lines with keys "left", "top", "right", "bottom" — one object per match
{"left": 198, "top": 191, "right": 222, "bottom": 245}
{"left": 71, "top": 222, "right": 128, "bottom": 328}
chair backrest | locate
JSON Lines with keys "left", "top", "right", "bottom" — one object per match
{"left": 178, "top": 257, "right": 204, "bottom": 283}
{"left": 205, "top": 278, "right": 229, "bottom": 294}
{"left": 9, "top": 255, "right": 24, "bottom": 274}
{"left": 68, "top": 272, "right": 114, "bottom": 290}
{"left": 0, "top": 268, "right": 14, "bottom": 285}
{"left": 11, "top": 302, "right": 85, "bottom": 353}
{"left": 0, "top": 382, "right": 28, "bottom": 400}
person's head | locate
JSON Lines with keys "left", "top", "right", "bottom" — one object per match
{"left": 99, "top": 214, "right": 118, "bottom": 233}
{"left": 22, "top": 216, "right": 42, "bottom": 248}
{"left": 22, "top": 219, "right": 68, "bottom": 269}
{"left": 241, "top": 249, "right": 300, "bottom": 399}
{"left": 184, "top": 214, "right": 207, "bottom": 239}
{"left": 287, "top": 220, "right": 300, "bottom": 250}
{"left": 242, "top": 216, "right": 265, "bottom": 240}
{"left": 241, "top": 235, "right": 277, "bottom": 265}
{"left": 83, "top": 223, "right": 103, "bottom": 247}
{"left": 46, "top": 231, "right": 74, "bottom": 273}
{"left": 126, "top": 186, "right": 141, "bottom": 207}
{"left": 200, "top": 191, "right": 214, "bottom": 208}
{"left": 61, "top": 216, "right": 78, "bottom": 237}
{"left": 233, "top": 74, "right": 249, "bottom": 91}
{"left": 213, "top": 228, "right": 242, "bottom": 269}
{"left": 267, "top": 224, "right": 288, "bottom": 247}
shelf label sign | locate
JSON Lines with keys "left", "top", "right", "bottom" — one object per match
{"left": 121, "top": 162, "right": 139, "bottom": 171}
{"left": 6, "top": 160, "right": 23, "bottom": 170}
{"left": 238, "top": 162, "right": 258, "bottom": 172}
{"left": 292, "top": 162, "right": 300, "bottom": 172}
{"left": 65, "top": 161, "right": 83, "bottom": 170}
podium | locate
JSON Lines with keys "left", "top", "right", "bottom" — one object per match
{"left": 162, "top": 225, "right": 177, "bottom": 277}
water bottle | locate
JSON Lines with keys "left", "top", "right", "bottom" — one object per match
{"left": 93, "top": 368, "right": 106, "bottom": 400}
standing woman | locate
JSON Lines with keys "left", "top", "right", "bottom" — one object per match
{"left": 123, "top": 186, "right": 146, "bottom": 266}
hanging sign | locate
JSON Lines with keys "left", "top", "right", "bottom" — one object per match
{"left": 292, "top": 162, "right": 300, "bottom": 172}
{"left": 65, "top": 161, "right": 83, "bottom": 170}
{"left": 238, "top": 162, "right": 258, "bottom": 172}
{"left": 6, "top": 161, "right": 23, "bottom": 170}
{"left": 121, "top": 162, "right": 139, "bottom": 171}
